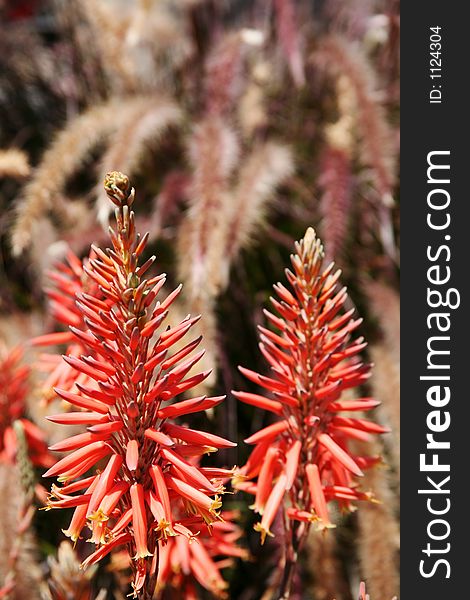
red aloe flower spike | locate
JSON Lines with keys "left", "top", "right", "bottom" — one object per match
{"left": 234, "top": 227, "right": 387, "bottom": 598}
{"left": 0, "top": 345, "right": 52, "bottom": 469}
{"left": 43, "top": 172, "right": 234, "bottom": 599}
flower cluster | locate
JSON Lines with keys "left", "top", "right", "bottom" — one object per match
{"left": 109, "top": 507, "right": 248, "bottom": 599}
{"left": 234, "top": 228, "right": 387, "bottom": 544}
{"left": 157, "top": 510, "right": 248, "bottom": 599}
{"left": 44, "top": 172, "right": 234, "bottom": 598}
{"left": 0, "top": 344, "right": 52, "bottom": 468}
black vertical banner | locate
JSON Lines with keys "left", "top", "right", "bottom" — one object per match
{"left": 401, "top": 4, "right": 468, "bottom": 599}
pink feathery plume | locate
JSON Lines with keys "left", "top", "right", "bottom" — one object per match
{"left": 273, "top": 0, "right": 306, "bottom": 88}
{"left": 319, "top": 146, "right": 353, "bottom": 264}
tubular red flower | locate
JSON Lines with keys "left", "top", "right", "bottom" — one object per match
{"left": 232, "top": 391, "right": 283, "bottom": 415}
{"left": 144, "top": 429, "right": 175, "bottom": 447}
{"left": 157, "top": 395, "right": 225, "bottom": 419}
{"left": 46, "top": 412, "right": 110, "bottom": 425}
{"left": 317, "top": 433, "right": 364, "bottom": 477}
{"left": 81, "top": 532, "right": 132, "bottom": 570}
{"left": 126, "top": 440, "right": 139, "bottom": 472}
{"left": 87, "top": 454, "right": 123, "bottom": 515}
{"left": 166, "top": 474, "right": 222, "bottom": 515}
{"left": 53, "top": 387, "right": 110, "bottom": 414}
{"left": 163, "top": 423, "right": 236, "bottom": 449}
{"left": 305, "top": 464, "right": 332, "bottom": 528}
{"left": 91, "top": 481, "right": 129, "bottom": 527}
{"left": 150, "top": 465, "right": 173, "bottom": 529}
{"left": 161, "top": 447, "right": 219, "bottom": 493}
{"left": 62, "top": 475, "right": 101, "bottom": 543}
{"left": 252, "top": 446, "right": 280, "bottom": 514}
{"left": 254, "top": 474, "right": 287, "bottom": 545}
{"left": 284, "top": 440, "right": 302, "bottom": 490}
{"left": 130, "top": 483, "right": 152, "bottom": 560}
{"left": 48, "top": 431, "right": 112, "bottom": 452}
{"left": 43, "top": 441, "right": 111, "bottom": 479}
{"left": 244, "top": 420, "right": 290, "bottom": 445}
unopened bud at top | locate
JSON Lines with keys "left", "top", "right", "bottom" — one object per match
{"left": 294, "top": 227, "right": 324, "bottom": 269}
{"left": 104, "top": 171, "right": 134, "bottom": 207}
{"left": 303, "top": 227, "right": 323, "bottom": 258}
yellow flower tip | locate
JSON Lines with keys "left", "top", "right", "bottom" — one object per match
{"left": 61, "top": 529, "right": 80, "bottom": 544}
{"left": 214, "top": 579, "right": 229, "bottom": 592}
{"left": 202, "top": 517, "right": 214, "bottom": 531}
{"left": 307, "top": 512, "right": 320, "bottom": 523}
{"left": 88, "top": 509, "right": 109, "bottom": 523}
{"left": 214, "top": 482, "right": 226, "bottom": 494}
{"left": 57, "top": 475, "right": 71, "bottom": 483}
{"left": 184, "top": 500, "right": 194, "bottom": 515}
{"left": 232, "top": 476, "right": 248, "bottom": 489}
{"left": 133, "top": 550, "right": 153, "bottom": 561}
{"left": 254, "top": 522, "right": 274, "bottom": 545}
{"left": 187, "top": 530, "right": 200, "bottom": 544}
{"left": 155, "top": 519, "right": 175, "bottom": 541}
{"left": 203, "top": 446, "right": 218, "bottom": 454}
{"left": 210, "top": 495, "right": 223, "bottom": 514}
{"left": 237, "top": 549, "right": 252, "bottom": 562}
{"left": 249, "top": 502, "right": 263, "bottom": 515}
{"left": 50, "top": 485, "right": 61, "bottom": 499}
{"left": 201, "top": 511, "right": 221, "bottom": 528}
{"left": 155, "top": 518, "right": 171, "bottom": 531}
{"left": 315, "top": 521, "right": 336, "bottom": 533}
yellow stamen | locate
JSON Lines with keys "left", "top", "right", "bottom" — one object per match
{"left": 254, "top": 522, "right": 274, "bottom": 545}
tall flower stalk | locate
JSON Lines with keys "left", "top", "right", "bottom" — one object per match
{"left": 43, "top": 172, "right": 234, "bottom": 599}
{"left": 234, "top": 228, "right": 387, "bottom": 599}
